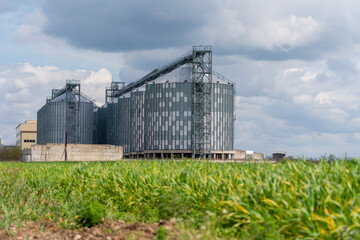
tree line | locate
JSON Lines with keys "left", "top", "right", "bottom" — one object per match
{"left": 0, "top": 146, "right": 22, "bottom": 161}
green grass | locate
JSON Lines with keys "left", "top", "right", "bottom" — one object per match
{"left": 0, "top": 159, "right": 359, "bottom": 239}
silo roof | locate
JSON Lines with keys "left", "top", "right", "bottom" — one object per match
{"left": 50, "top": 92, "right": 93, "bottom": 103}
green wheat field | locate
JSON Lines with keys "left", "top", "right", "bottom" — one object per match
{"left": 0, "top": 160, "right": 359, "bottom": 239}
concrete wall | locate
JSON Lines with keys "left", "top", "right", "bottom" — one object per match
{"left": 234, "top": 150, "right": 246, "bottom": 160}
{"left": 22, "top": 144, "right": 123, "bottom": 162}
{"left": 234, "top": 150, "right": 264, "bottom": 161}
{"left": 253, "top": 152, "right": 264, "bottom": 161}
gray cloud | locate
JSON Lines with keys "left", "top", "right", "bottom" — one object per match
{"left": 0, "top": 1, "right": 36, "bottom": 14}
{"left": 39, "top": 0, "right": 360, "bottom": 62}
{"left": 0, "top": 2, "right": 15, "bottom": 14}
{"left": 327, "top": 58, "right": 358, "bottom": 77}
{"left": 41, "top": 0, "right": 212, "bottom": 52}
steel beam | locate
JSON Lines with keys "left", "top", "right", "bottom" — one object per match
{"left": 110, "top": 51, "right": 193, "bottom": 98}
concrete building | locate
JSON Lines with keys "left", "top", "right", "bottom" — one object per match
{"left": 273, "top": 153, "right": 286, "bottom": 161}
{"left": 16, "top": 120, "right": 37, "bottom": 150}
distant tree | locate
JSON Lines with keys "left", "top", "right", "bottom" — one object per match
{"left": 327, "top": 154, "right": 335, "bottom": 163}
{"left": 0, "top": 146, "right": 22, "bottom": 161}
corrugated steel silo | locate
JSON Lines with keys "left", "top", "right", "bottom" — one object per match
{"left": 117, "top": 97, "right": 131, "bottom": 153}
{"left": 144, "top": 82, "right": 192, "bottom": 151}
{"left": 211, "top": 82, "right": 234, "bottom": 150}
{"left": 106, "top": 102, "right": 116, "bottom": 145}
{"left": 37, "top": 81, "right": 95, "bottom": 145}
{"left": 93, "top": 107, "right": 107, "bottom": 144}
{"left": 105, "top": 63, "right": 235, "bottom": 156}
{"left": 130, "top": 91, "right": 145, "bottom": 152}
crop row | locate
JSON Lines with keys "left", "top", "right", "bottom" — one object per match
{"left": 0, "top": 160, "right": 359, "bottom": 239}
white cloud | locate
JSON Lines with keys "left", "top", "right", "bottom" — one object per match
{"left": 230, "top": 54, "right": 360, "bottom": 157}
{"left": 82, "top": 68, "right": 112, "bottom": 106}
{"left": 0, "top": 63, "right": 112, "bottom": 145}
{"left": 0, "top": 78, "right": 5, "bottom": 85}
{"left": 5, "top": 88, "right": 31, "bottom": 101}
{"left": 246, "top": 15, "right": 320, "bottom": 50}
{"left": 315, "top": 92, "right": 333, "bottom": 105}
{"left": 207, "top": 1, "right": 321, "bottom": 52}
{"left": 12, "top": 9, "right": 56, "bottom": 45}
{"left": 293, "top": 94, "right": 313, "bottom": 104}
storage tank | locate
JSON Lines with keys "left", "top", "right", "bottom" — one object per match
{"left": 93, "top": 107, "right": 107, "bottom": 144}
{"left": 117, "top": 97, "right": 131, "bottom": 153}
{"left": 106, "top": 96, "right": 132, "bottom": 152}
{"left": 211, "top": 81, "right": 234, "bottom": 151}
{"left": 144, "top": 82, "right": 192, "bottom": 151}
{"left": 106, "top": 102, "right": 116, "bottom": 145}
{"left": 130, "top": 91, "right": 145, "bottom": 152}
{"left": 106, "top": 64, "right": 235, "bottom": 155}
{"left": 37, "top": 82, "right": 94, "bottom": 145}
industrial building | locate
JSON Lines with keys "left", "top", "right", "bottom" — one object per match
{"left": 16, "top": 120, "right": 37, "bottom": 150}
{"left": 37, "top": 46, "right": 235, "bottom": 159}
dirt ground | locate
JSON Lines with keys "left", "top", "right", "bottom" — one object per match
{"left": 0, "top": 220, "right": 179, "bottom": 240}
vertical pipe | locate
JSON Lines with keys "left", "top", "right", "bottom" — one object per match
{"left": 65, "top": 131, "right": 67, "bottom": 161}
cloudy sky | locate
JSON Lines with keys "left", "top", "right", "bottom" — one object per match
{"left": 1, "top": 0, "right": 360, "bottom": 157}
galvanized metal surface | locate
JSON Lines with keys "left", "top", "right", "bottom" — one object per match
{"left": 37, "top": 83, "right": 94, "bottom": 145}
{"left": 130, "top": 91, "right": 145, "bottom": 152}
{"left": 79, "top": 102, "right": 94, "bottom": 144}
{"left": 144, "top": 82, "right": 193, "bottom": 151}
{"left": 37, "top": 48, "right": 234, "bottom": 156}
{"left": 117, "top": 97, "right": 131, "bottom": 152}
{"left": 211, "top": 83, "right": 234, "bottom": 151}
{"left": 105, "top": 80, "right": 234, "bottom": 154}
{"left": 109, "top": 46, "right": 215, "bottom": 157}
{"left": 93, "top": 107, "right": 107, "bottom": 144}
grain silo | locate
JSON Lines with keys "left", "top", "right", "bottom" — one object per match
{"left": 37, "top": 80, "right": 94, "bottom": 145}
{"left": 37, "top": 46, "right": 235, "bottom": 159}
{"left": 106, "top": 46, "right": 235, "bottom": 159}
{"left": 93, "top": 106, "right": 107, "bottom": 144}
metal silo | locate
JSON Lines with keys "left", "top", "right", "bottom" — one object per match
{"left": 117, "top": 97, "right": 131, "bottom": 153}
{"left": 105, "top": 46, "right": 235, "bottom": 159}
{"left": 37, "top": 80, "right": 95, "bottom": 145}
{"left": 144, "top": 82, "right": 192, "bottom": 151}
{"left": 130, "top": 91, "right": 145, "bottom": 153}
{"left": 46, "top": 101, "right": 66, "bottom": 143}
{"left": 93, "top": 107, "right": 107, "bottom": 144}
{"left": 211, "top": 82, "right": 234, "bottom": 151}
{"left": 37, "top": 105, "right": 46, "bottom": 144}
{"left": 106, "top": 102, "right": 116, "bottom": 145}
{"left": 79, "top": 99, "right": 94, "bottom": 144}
